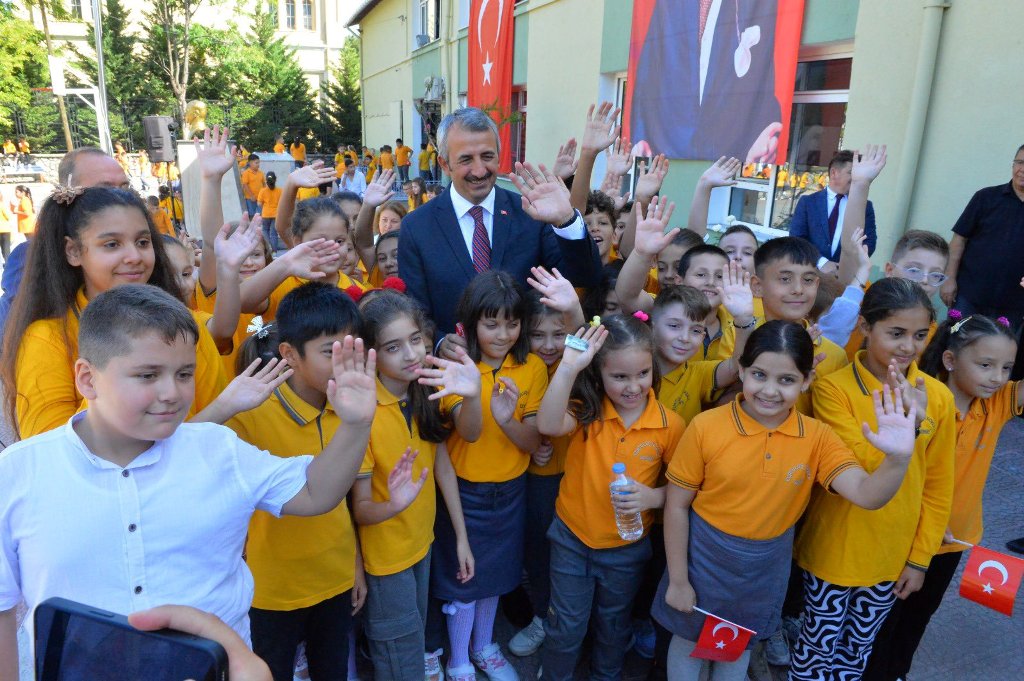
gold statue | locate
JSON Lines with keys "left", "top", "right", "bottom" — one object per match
{"left": 183, "top": 100, "right": 209, "bottom": 139}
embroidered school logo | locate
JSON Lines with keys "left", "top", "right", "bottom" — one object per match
{"left": 671, "top": 390, "right": 692, "bottom": 413}
{"left": 917, "top": 415, "right": 936, "bottom": 438}
{"left": 785, "top": 464, "right": 811, "bottom": 485}
{"left": 632, "top": 440, "right": 663, "bottom": 463}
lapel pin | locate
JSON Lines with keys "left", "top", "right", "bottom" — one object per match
{"left": 500, "top": 209, "right": 508, "bottom": 216}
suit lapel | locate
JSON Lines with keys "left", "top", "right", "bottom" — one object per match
{"left": 489, "top": 189, "right": 512, "bottom": 269}
{"left": 435, "top": 189, "right": 477, "bottom": 280}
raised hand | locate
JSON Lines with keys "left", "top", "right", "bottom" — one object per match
{"left": 717, "top": 261, "right": 755, "bottom": 321}
{"left": 862, "top": 385, "right": 916, "bottom": 461}
{"left": 385, "top": 448, "right": 429, "bottom": 515}
{"left": 851, "top": 144, "right": 888, "bottom": 184}
{"left": 559, "top": 323, "right": 609, "bottom": 375}
{"left": 327, "top": 336, "right": 377, "bottom": 427}
{"left": 598, "top": 170, "right": 628, "bottom": 212}
{"left": 580, "top": 102, "right": 622, "bottom": 155}
{"left": 532, "top": 439, "right": 554, "bottom": 467}
{"left": 214, "top": 214, "right": 263, "bottom": 273}
{"left": 280, "top": 238, "right": 341, "bottom": 279}
{"left": 490, "top": 377, "right": 521, "bottom": 425}
{"left": 418, "top": 347, "right": 482, "bottom": 401}
{"left": 289, "top": 160, "right": 336, "bottom": 188}
{"left": 217, "top": 358, "right": 293, "bottom": 415}
{"left": 699, "top": 156, "right": 741, "bottom": 189}
{"left": 605, "top": 136, "right": 633, "bottom": 177}
{"left": 195, "top": 125, "right": 236, "bottom": 180}
{"left": 633, "top": 195, "right": 678, "bottom": 257}
{"left": 510, "top": 162, "right": 575, "bottom": 226}
{"left": 527, "top": 266, "right": 578, "bottom": 313}
{"left": 851, "top": 226, "right": 872, "bottom": 286}
{"left": 633, "top": 154, "right": 669, "bottom": 203}
{"left": 364, "top": 168, "right": 396, "bottom": 207}
{"left": 551, "top": 138, "right": 579, "bottom": 179}
{"left": 887, "top": 362, "right": 927, "bottom": 426}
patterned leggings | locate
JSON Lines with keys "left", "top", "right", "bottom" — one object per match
{"left": 789, "top": 572, "right": 896, "bottom": 681}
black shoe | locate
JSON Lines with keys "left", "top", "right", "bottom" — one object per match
{"left": 1006, "top": 537, "right": 1024, "bottom": 554}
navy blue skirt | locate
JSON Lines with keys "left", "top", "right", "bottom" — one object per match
{"left": 431, "top": 474, "right": 527, "bottom": 601}
{"left": 652, "top": 510, "right": 794, "bottom": 645}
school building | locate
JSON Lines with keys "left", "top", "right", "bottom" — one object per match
{"left": 348, "top": 0, "right": 1024, "bottom": 262}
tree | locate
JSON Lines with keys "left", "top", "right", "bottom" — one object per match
{"left": 21, "top": 0, "right": 74, "bottom": 150}
{"left": 0, "top": 7, "right": 48, "bottom": 135}
{"left": 143, "top": 0, "right": 207, "bottom": 121}
{"left": 324, "top": 35, "right": 361, "bottom": 147}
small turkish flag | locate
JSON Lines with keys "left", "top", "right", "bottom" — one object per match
{"left": 959, "top": 545, "right": 1024, "bottom": 616}
{"left": 690, "top": 613, "right": 755, "bottom": 662}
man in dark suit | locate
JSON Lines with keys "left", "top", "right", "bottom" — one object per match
{"left": 398, "top": 108, "right": 602, "bottom": 355}
{"left": 789, "top": 150, "right": 878, "bottom": 274}
{"left": 630, "top": 0, "right": 783, "bottom": 162}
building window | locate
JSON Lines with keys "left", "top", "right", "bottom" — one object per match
{"left": 416, "top": 0, "right": 440, "bottom": 44}
{"left": 268, "top": 0, "right": 278, "bottom": 27}
{"left": 302, "top": 0, "right": 314, "bottom": 30}
{"left": 285, "top": 0, "right": 296, "bottom": 29}
{"left": 771, "top": 56, "right": 852, "bottom": 230}
{"left": 70, "top": 0, "right": 83, "bottom": 19}
{"left": 509, "top": 88, "right": 527, "bottom": 166}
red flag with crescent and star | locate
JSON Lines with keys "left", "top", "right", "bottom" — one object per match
{"left": 690, "top": 613, "right": 755, "bottom": 662}
{"left": 959, "top": 544, "right": 1024, "bottom": 616}
{"left": 468, "top": 0, "right": 516, "bottom": 172}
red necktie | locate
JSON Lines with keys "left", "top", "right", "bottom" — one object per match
{"left": 698, "top": 0, "right": 714, "bottom": 42}
{"left": 469, "top": 205, "right": 490, "bottom": 273}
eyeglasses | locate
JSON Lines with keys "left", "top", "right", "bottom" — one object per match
{"left": 896, "top": 265, "right": 947, "bottom": 287}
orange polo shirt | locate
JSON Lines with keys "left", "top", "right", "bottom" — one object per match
{"left": 151, "top": 208, "right": 175, "bottom": 237}
{"left": 396, "top": 145, "right": 413, "bottom": 166}
{"left": 668, "top": 398, "right": 858, "bottom": 540}
{"left": 657, "top": 359, "right": 721, "bottom": 425}
{"left": 379, "top": 152, "right": 394, "bottom": 170}
{"left": 441, "top": 353, "right": 548, "bottom": 483}
{"left": 257, "top": 187, "right": 282, "bottom": 219}
{"left": 938, "top": 380, "right": 1022, "bottom": 553}
{"left": 241, "top": 167, "right": 265, "bottom": 201}
{"left": 290, "top": 143, "right": 306, "bottom": 162}
{"left": 556, "top": 390, "right": 685, "bottom": 549}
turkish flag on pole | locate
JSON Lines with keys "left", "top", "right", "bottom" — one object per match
{"left": 959, "top": 545, "right": 1024, "bottom": 616}
{"left": 690, "top": 612, "right": 755, "bottom": 662}
{"left": 468, "top": 0, "right": 516, "bottom": 172}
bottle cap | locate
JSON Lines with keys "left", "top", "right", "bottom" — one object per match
{"left": 612, "top": 462, "right": 626, "bottom": 474}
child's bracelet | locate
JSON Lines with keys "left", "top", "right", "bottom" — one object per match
{"left": 733, "top": 316, "right": 758, "bottom": 330}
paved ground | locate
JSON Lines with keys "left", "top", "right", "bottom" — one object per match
{"left": 492, "top": 418, "right": 1024, "bottom": 681}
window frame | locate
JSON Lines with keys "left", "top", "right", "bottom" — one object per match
{"left": 285, "top": 0, "right": 296, "bottom": 29}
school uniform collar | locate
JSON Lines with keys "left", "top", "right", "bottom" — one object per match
{"left": 601, "top": 389, "right": 669, "bottom": 430}
{"left": 375, "top": 378, "right": 409, "bottom": 406}
{"left": 72, "top": 286, "right": 90, "bottom": 318}
{"left": 273, "top": 379, "right": 333, "bottom": 426}
{"left": 476, "top": 353, "right": 522, "bottom": 374}
{"left": 662, "top": 361, "right": 693, "bottom": 385}
{"left": 851, "top": 350, "right": 924, "bottom": 397}
{"left": 729, "top": 395, "right": 806, "bottom": 437}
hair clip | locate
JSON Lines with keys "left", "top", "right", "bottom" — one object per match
{"left": 381, "top": 276, "right": 407, "bottom": 293}
{"left": 344, "top": 285, "right": 365, "bottom": 302}
{"left": 246, "top": 315, "right": 271, "bottom": 339}
{"left": 564, "top": 334, "right": 590, "bottom": 353}
{"left": 589, "top": 316, "right": 601, "bottom": 328}
{"left": 947, "top": 309, "right": 963, "bottom": 320}
{"left": 997, "top": 316, "right": 1011, "bottom": 328}
{"left": 51, "top": 184, "right": 85, "bottom": 206}
{"left": 633, "top": 311, "right": 649, "bottom": 322}
{"left": 950, "top": 314, "right": 973, "bottom": 335}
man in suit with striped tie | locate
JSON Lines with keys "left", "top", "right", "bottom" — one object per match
{"left": 789, "top": 150, "right": 878, "bottom": 275}
{"left": 398, "top": 108, "right": 602, "bottom": 358}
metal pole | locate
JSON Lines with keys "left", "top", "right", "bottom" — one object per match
{"left": 91, "top": 0, "right": 113, "bottom": 152}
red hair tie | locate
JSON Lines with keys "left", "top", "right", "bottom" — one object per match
{"left": 344, "top": 285, "right": 365, "bottom": 302}
{"left": 381, "top": 276, "right": 407, "bottom": 293}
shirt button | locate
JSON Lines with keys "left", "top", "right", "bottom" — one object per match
{"left": 620, "top": 437, "right": 626, "bottom": 443}
{"left": 134, "top": 586, "right": 143, "bottom": 594}
{"left": 128, "top": 523, "right": 137, "bottom": 532}
{"left": 121, "top": 470, "right": 130, "bottom": 478}
{"left": 765, "top": 453, "right": 772, "bottom": 460}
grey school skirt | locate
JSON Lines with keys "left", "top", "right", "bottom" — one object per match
{"left": 652, "top": 510, "right": 794, "bottom": 645}
{"left": 431, "top": 473, "right": 527, "bottom": 602}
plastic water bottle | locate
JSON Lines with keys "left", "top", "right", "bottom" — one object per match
{"left": 610, "top": 462, "right": 644, "bottom": 541}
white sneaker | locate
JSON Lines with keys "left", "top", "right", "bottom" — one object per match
{"left": 469, "top": 642, "right": 520, "bottom": 681}
{"left": 425, "top": 649, "right": 444, "bottom": 681}
{"left": 446, "top": 663, "right": 477, "bottom": 681}
{"left": 508, "top": 616, "right": 546, "bottom": 657}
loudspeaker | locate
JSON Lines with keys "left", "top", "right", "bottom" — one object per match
{"left": 142, "top": 116, "right": 178, "bottom": 163}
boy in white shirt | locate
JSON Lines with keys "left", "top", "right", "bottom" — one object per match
{"left": 0, "top": 284, "right": 380, "bottom": 677}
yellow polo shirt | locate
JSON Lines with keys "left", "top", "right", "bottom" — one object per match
{"left": 195, "top": 285, "right": 255, "bottom": 377}
{"left": 263, "top": 273, "right": 368, "bottom": 321}
{"left": 938, "top": 380, "right": 1022, "bottom": 553}
{"left": 442, "top": 353, "right": 548, "bottom": 483}
{"left": 556, "top": 391, "right": 685, "bottom": 548}
{"left": 658, "top": 359, "right": 721, "bottom": 425}
{"left": 795, "top": 353, "right": 955, "bottom": 586}
{"left": 528, "top": 361, "right": 570, "bottom": 476}
{"left": 15, "top": 288, "right": 227, "bottom": 438}
{"left": 668, "top": 398, "right": 858, "bottom": 540}
{"left": 226, "top": 381, "right": 356, "bottom": 610}
{"left": 356, "top": 380, "right": 438, "bottom": 576}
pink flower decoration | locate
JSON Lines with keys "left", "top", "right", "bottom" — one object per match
{"left": 633, "top": 311, "right": 650, "bottom": 322}
{"left": 948, "top": 309, "right": 963, "bottom": 320}
{"left": 997, "top": 316, "right": 1011, "bottom": 327}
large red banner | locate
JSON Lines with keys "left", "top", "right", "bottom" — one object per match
{"left": 624, "top": 0, "right": 805, "bottom": 164}
{"left": 468, "top": 0, "right": 516, "bottom": 172}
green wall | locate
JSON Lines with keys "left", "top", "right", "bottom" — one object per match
{"left": 411, "top": 42, "right": 442, "bottom": 92}
{"left": 514, "top": 12, "right": 529, "bottom": 84}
